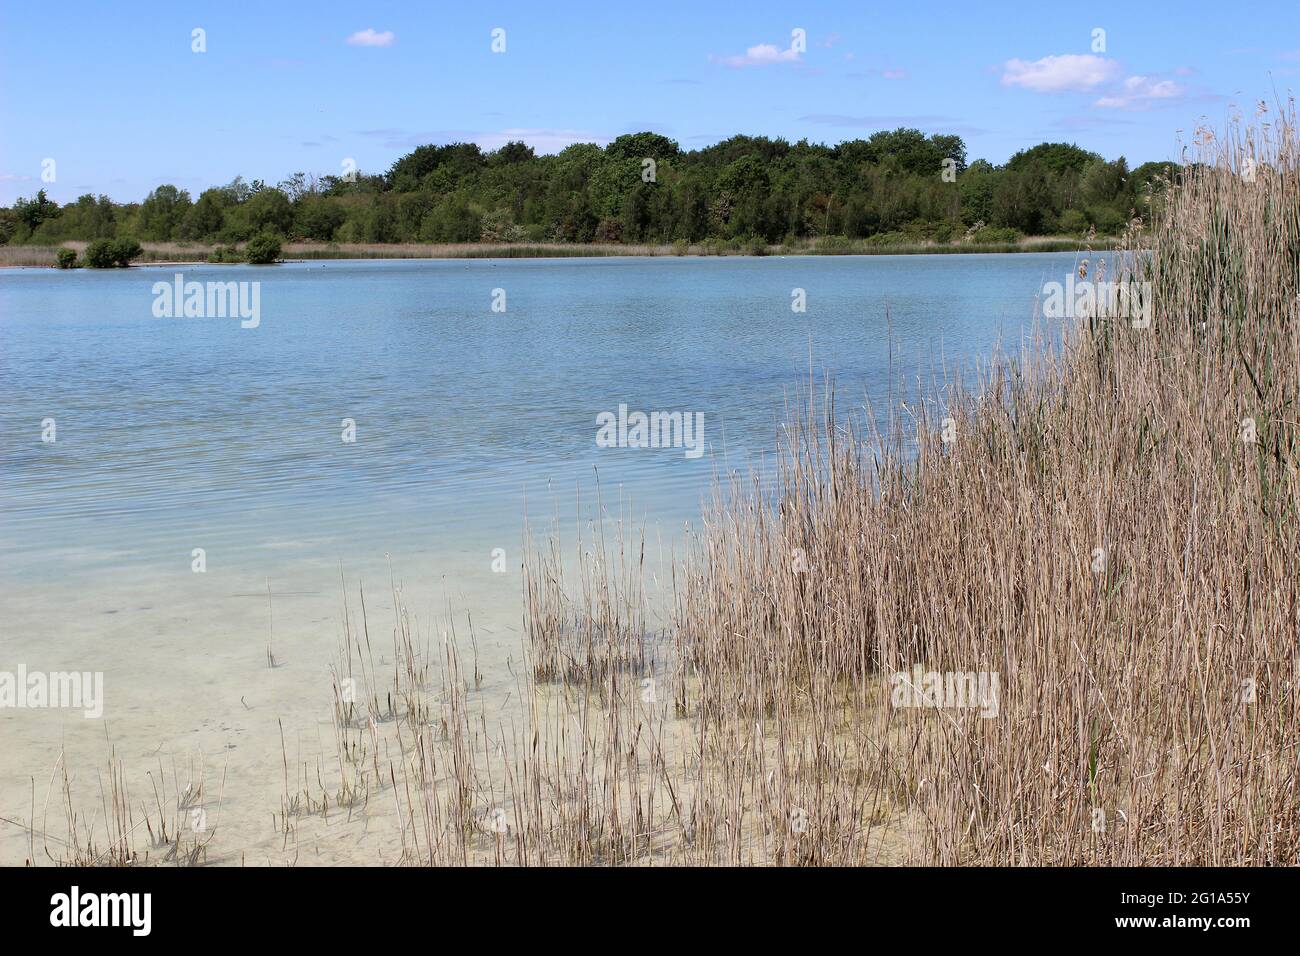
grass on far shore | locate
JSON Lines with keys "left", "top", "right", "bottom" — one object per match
{"left": 0, "top": 234, "right": 1120, "bottom": 269}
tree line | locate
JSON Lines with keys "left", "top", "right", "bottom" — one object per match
{"left": 2, "top": 129, "right": 1179, "bottom": 251}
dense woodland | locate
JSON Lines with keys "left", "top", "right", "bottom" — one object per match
{"left": 2, "top": 129, "right": 1178, "bottom": 250}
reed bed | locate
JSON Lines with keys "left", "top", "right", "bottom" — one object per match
{"left": 524, "top": 508, "right": 657, "bottom": 685}
{"left": 805, "top": 235, "right": 1122, "bottom": 256}
{"left": 668, "top": 111, "right": 1300, "bottom": 864}
{"left": 483, "top": 112, "right": 1295, "bottom": 865}
{"left": 22, "top": 743, "right": 220, "bottom": 867}
{"left": 0, "top": 245, "right": 60, "bottom": 267}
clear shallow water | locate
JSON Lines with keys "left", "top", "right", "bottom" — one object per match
{"left": 0, "top": 253, "right": 1076, "bottom": 585}
{"left": 0, "top": 251, "right": 1082, "bottom": 863}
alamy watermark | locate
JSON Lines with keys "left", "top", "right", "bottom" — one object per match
{"left": 595, "top": 404, "right": 705, "bottom": 459}
{"left": 152, "top": 274, "right": 261, "bottom": 328}
{"left": 1042, "top": 275, "right": 1151, "bottom": 329}
{"left": 50, "top": 886, "right": 150, "bottom": 936}
{"left": 889, "top": 664, "right": 999, "bottom": 717}
{"left": 0, "top": 666, "right": 103, "bottom": 718}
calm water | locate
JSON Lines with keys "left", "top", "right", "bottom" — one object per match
{"left": 0, "top": 253, "right": 1075, "bottom": 586}
{"left": 0, "top": 252, "right": 1081, "bottom": 863}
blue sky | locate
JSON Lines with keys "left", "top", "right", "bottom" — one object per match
{"left": 2, "top": 0, "right": 1297, "bottom": 204}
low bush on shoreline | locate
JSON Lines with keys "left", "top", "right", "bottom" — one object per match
{"left": 82, "top": 236, "right": 142, "bottom": 268}
{"left": 206, "top": 244, "right": 243, "bottom": 263}
{"left": 243, "top": 231, "right": 282, "bottom": 264}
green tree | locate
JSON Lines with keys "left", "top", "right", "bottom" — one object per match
{"left": 244, "top": 188, "right": 294, "bottom": 236}
{"left": 1, "top": 131, "right": 1175, "bottom": 251}
{"left": 56, "top": 194, "right": 117, "bottom": 240}
{"left": 138, "top": 185, "right": 192, "bottom": 240}
{"left": 181, "top": 188, "right": 229, "bottom": 239}
{"left": 1006, "top": 142, "right": 1101, "bottom": 175}
{"left": 15, "top": 190, "right": 59, "bottom": 231}
{"left": 606, "top": 132, "right": 681, "bottom": 162}
{"left": 491, "top": 141, "right": 536, "bottom": 166}
{"left": 294, "top": 197, "right": 346, "bottom": 241}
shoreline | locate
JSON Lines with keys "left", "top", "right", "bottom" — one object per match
{"left": 0, "top": 236, "right": 1121, "bottom": 270}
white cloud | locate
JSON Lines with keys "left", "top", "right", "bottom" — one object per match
{"left": 1001, "top": 54, "right": 1120, "bottom": 92}
{"left": 346, "top": 28, "right": 395, "bottom": 48}
{"left": 881, "top": 68, "right": 907, "bottom": 80}
{"left": 1095, "top": 75, "right": 1185, "bottom": 109}
{"left": 712, "top": 43, "right": 801, "bottom": 68}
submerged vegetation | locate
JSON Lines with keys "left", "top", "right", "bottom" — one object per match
{"left": 3, "top": 129, "right": 1175, "bottom": 261}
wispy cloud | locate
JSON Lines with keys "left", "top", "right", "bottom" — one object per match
{"left": 1095, "top": 75, "right": 1186, "bottom": 110}
{"left": 711, "top": 43, "right": 801, "bottom": 68}
{"left": 346, "top": 28, "right": 395, "bottom": 48}
{"left": 1001, "top": 54, "right": 1120, "bottom": 92}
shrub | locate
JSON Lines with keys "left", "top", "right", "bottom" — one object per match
{"left": 1058, "top": 209, "right": 1089, "bottom": 236}
{"left": 244, "top": 231, "right": 282, "bottom": 265}
{"left": 971, "top": 225, "right": 1022, "bottom": 244}
{"left": 865, "top": 231, "right": 909, "bottom": 246}
{"left": 55, "top": 247, "right": 78, "bottom": 269}
{"left": 82, "top": 238, "right": 118, "bottom": 268}
{"left": 479, "top": 209, "right": 525, "bottom": 243}
{"left": 594, "top": 218, "right": 622, "bottom": 243}
{"left": 1086, "top": 205, "right": 1127, "bottom": 236}
{"left": 110, "top": 236, "right": 142, "bottom": 266}
{"left": 207, "top": 244, "right": 244, "bottom": 263}
{"left": 815, "top": 235, "right": 856, "bottom": 254}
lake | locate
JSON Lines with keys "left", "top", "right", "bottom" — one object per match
{"left": 0, "top": 252, "right": 1079, "bottom": 863}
